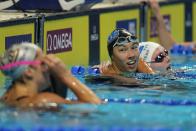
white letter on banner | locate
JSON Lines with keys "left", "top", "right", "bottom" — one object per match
{"left": 65, "top": 33, "right": 72, "bottom": 48}
{"left": 53, "top": 34, "right": 57, "bottom": 50}
{"left": 64, "top": 33, "right": 69, "bottom": 48}
{"left": 47, "top": 34, "right": 52, "bottom": 51}
{"left": 67, "top": 33, "right": 72, "bottom": 48}
{"left": 57, "top": 34, "right": 61, "bottom": 49}
{"left": 61, "top": 33, "right": 65, "bottom": 49}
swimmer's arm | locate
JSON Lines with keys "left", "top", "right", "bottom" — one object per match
{"left": 31, "top": 92, "right": 79, "bottom": 104}
{"left": 92, "top": 60, "right": 112, "bottom": 75}
{"left": 42, "top": 54, "right": 101, "bottom": 104}
{"left": 60, "top": 75, "right": 101, "bottom": 104}
{"left": 137, "top": 58, "right": 155, "bottom": 74}
{"left": 16, "top": 93, "right": 80, "bottom": 109}
{"left": 149, "top": 0, "right": 176, "bottom": 50}
{"left": 94, "top": 61, "right": 120, "bottom": 75}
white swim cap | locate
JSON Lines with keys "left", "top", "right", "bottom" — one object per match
{"left": 0, "top": 42, "right": 39, "bottom": 80}
{"left": 139, "top": 42, "right": 162, "bottom": 65}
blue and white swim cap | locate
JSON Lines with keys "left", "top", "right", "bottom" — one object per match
{"left": 107, "top": 28, "right": 138, "bottom": 57}
{"left": 0, "top": 42, "right": 39, "bottom": 80}
{"left": 139, "top": 42, "right": 161, "bottom": 65}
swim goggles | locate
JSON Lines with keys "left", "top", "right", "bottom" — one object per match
{"left": 107, "top": 29, "right": 139, "bottom": 47}
{"left": 0, "top": 60, "right": 41, "bottom": 70}
{"left": 112, "top": 35, "right": 139, "bottom": 47}
{"left": 148, "top": 49, "right": 169, "bottom": 63}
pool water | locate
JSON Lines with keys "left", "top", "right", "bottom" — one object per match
{"left": 0, "top": 56, "right": 196, "bottom": 131}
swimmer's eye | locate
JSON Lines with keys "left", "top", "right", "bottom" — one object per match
{"left": 119, "top": 47, "right": 129, "bottom": 52}
{"left": 131, "top": 43, "right": 139, "bottom": 49}
{"left": 147, "top": 49, "right": 169, "bottom": 63}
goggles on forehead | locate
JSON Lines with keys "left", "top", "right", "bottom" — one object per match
{"left": 147, "top": 49, "right": 169, "bottom": 63}
{"left": 0, "top": 60, "right": 41, "bottom": 70}
{"left": 108, "top": 29, "right": 139, "bottom": 46}
{"left": 112, "top": 35, "right": 139, "bottom": 47}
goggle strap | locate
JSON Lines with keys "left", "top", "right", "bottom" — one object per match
{"left": 0, "top": 60, "right": 41, "bottom": 70}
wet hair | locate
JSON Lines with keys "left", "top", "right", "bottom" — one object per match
{"left": 0, "top": 42, "right": 39, "bottom": 80}
{"left": 107, "top": 28, "right": 136, "bottom": 57}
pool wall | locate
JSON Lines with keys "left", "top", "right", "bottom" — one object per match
{"left": 0, "top": 0, "right": 195, "bottom": 67}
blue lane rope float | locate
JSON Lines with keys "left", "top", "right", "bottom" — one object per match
{"left": 0, "top": 126, "right": 186, "bottom": 131}
{"left": 71, "top": 66, "right": 86, "bottom": 75}
{"left": 71, "top": 66, "right": 100, "bottom": 75}
{"left": 69, "top": 97, "right": 196, "bottom": 106}
{"left": 87, "top": 67, "right": 100, "bottom": 75}
{"left": 174, "top": 72, "right": 196, "bottom": 79}
{"left": 102, "top": 98, "right": 196, "bottom": 106}
{"left": 170, "top": 44, "right": 194, "bottom": 55}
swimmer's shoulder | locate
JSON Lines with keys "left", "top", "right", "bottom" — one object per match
{"left": 30, "top": 92, "right": 74, "bottom": 105}
{"left": 137, "top": 58, "right": 155, "bottom": 74}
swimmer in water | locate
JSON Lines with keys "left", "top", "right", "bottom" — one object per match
{"left": 148, "top": 0, "right": 196, "bottom": 52}
{"left": 139, "top": 42, "right": 171, "bottom": 73}
{"left": 94, "top": 41, "right": 172, "bottom": 82}
{"left": 0, "top": 42, "right": 101, "bottom": 109}
{"left": 96, "top": 28, "right": 155, "bottom": 75}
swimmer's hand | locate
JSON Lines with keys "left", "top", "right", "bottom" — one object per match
{"left": 41, "top": 54, "right": 71, "bottom": 79}
{"left": 92, "top": 60, "right": 111, "bottom": 74}
{"left": 148, "top": 0, "right": 161, "bottom": 16}
{"left": 42, "top": 54, "right": 101, "bottom": 104}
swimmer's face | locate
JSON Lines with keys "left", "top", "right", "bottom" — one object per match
{"left": 150, "top": 47, "right": 171, "bottom": 72}
{"left": 111, "top": 42, "right": 139, "bottom": 73}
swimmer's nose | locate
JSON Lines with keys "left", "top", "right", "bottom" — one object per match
{"left": 127, "top": 50, "right": 135, "bottom": 58}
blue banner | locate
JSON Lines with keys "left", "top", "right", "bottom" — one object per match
{"left": 5, "top": 34, "right": 32, "bottom": 49}
{"left": 116, "top": 19, "right": 137, "bottom": 35}
{"left": 0, "top": 0, "right": 102, "bottom": 11}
